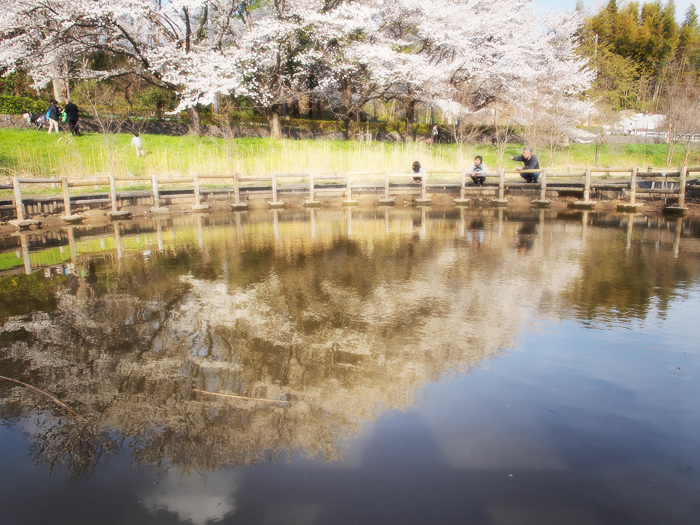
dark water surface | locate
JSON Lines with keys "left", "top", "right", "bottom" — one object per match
{"left": 1, "top": 208, "right": 699, "bottom": 525}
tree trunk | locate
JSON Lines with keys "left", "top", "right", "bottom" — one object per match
{"left": 52, "top": 78, "right": 69, "bottom": 104}
{"left": 268, "top": 104, "right": 282, "bottom": 140}
{"left": 345, "top": 116, "right": 356, "bottom": 141}
{"left": 341, "top": 79, "right": 356, "bottom": 141}
{"left": 405, "top": 99, "right": 416, "bottom": 143}
{"left": 188, "top": 105, "right": 202, "bottom": 135}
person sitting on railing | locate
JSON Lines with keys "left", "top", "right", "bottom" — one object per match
{"left": 509, "top": 147, "right": 540, "bottom": 183}
{"left": 467, "top": 155, "right": 487, "bottom": 184}
{"left": 412, "top": 161, "right": 424, "bottom": 183}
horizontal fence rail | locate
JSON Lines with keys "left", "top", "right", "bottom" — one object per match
{"left": 2, "top": 165, "right": 699, "bottom": 227}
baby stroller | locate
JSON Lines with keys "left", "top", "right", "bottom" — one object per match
{"left": 23, "top": 112, "right": 47, "bottom": 130}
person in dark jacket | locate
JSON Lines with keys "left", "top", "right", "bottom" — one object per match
{"left": 63, "top": 100, "right": 80, "bottom": 136}
{"left": 47, "top": 100, "right": 61, "bottom": 133}
{"left": 509, "top": 147, "right": 540, "bottom": 182}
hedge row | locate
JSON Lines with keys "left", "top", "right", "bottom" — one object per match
{"left": 0, "top": 95, "right": 51, "bottom": 115}
{"left": 225, "top": 114, "right": 440, "bottom": 134}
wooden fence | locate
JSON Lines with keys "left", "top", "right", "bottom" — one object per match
{"left": 1, "top": 165, "right": 698, "bottom": 229}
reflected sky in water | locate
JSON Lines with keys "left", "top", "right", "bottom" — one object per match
{"left": 1, "top": 208, "right": 699, "bottom": 525}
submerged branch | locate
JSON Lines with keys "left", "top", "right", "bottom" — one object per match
{"left": 0, "top": 376, "right": 87, "bottom": 422}
{"left": 193, "top": 388, "right": 291, "bottom": 404}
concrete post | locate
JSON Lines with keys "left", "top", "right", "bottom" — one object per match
{"left": 272, "top": 174, "right": 279, "bottom": 204}
{"left": 498, "top": 169, "right": 505, "bottom": 200}
{"left": 460, "top": 170, "right": 466, "bottom": 200}
{"left": 630, "top": 167, "right": 637, "bottom": 204}
{"left": 384, "top": 171, "right": 390, "bottom": 200}
{"left": 421, "top": 170, "right": 427, "bottom": 200}
{"left": 193, "top": 173, "right": 202, "bottom": 206}
{"left": 61, "top": 178, "right": 72, "bottom": 216}
{"left": 583, "top": 167, "right": 591, "bottom": 202}
{"left": 110, "top": 176, "right": 119, "bottom": 212}
{"left": 152, "top": 174, "right": 160, "bottom": 208}
{"left": 539, "top": 169, "right": 547, "bottom": 201}
{"left": 234, "top": 173, "right": 241, "bottom": 205}
{"left": 309, "top": 173, "right": 315, "bottom": 202}
{"left": 346, "top": 174, "right": 353, "bottom": 201}
{"left": 678, "top": 165, "right": 687, "bottom": 208}
{"left": 12, "top": 177, "right": 24, "bottom": 221}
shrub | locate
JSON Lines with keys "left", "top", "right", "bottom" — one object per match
{"left": 0, "top": 95, "right": 50, "bottom": 115}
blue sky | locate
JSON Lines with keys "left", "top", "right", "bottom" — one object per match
{"left": 533, "top": 0, "right": 698, "bottom": 19}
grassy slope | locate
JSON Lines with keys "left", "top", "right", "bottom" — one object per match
{"left": 0, "top": 128, "right": 696, "bottom": 184}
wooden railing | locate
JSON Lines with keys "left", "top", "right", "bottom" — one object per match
{"left": 2, "top": 165, "right": 698, "bottom": 227}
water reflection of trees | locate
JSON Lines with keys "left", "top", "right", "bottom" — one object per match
{"left": 1, "top": 210, "right": 699, "bottom": 478}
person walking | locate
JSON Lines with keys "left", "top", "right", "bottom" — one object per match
{"left": 509, "top": 147, "right": 540, "bottom": 183}
{"left": 47, "top": 100, "right": 61, "bottom": 133}
{"left": 63, "top": 100, "right": 80, "bottom": 136}
{"left": 131, "top": 132, "right": 145, "bottom": 157}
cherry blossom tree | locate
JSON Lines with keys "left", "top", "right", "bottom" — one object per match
{"left": 0, "top": 0, "right": 593, "bottom": 143}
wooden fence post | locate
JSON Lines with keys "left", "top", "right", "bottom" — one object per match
{"left": 343, "top": 172, "right": 358, "bottom": 206}
{"left": 192, "top": 173, "right": 210, "bottom": 211}
{"left": 110, "top": 176, "right": 119, "bottom": 212}
{"left": 272, "top": 173, "right": 279, "bottom": 204}
{"left": 12, "top": 177, "right": 24, "bottom": 221}
{"left": 234, "top": 173, "right": 241, "bottom": 204}
{"left": 678, "top": 165, "right": 687, "bottom": 208}
{"left": 193, "top": 173, "right": 202, "bottom": 206}
{"left": 498, "top": 168, "right": 505, "bottom": 200}
{"left": 539, "top": 169, "right": 547, "bottom": 201}
{"left": 630, "top": 167, "right": 638, "bottom": 204}
{"left": 268, "top": 173, "right": 284, "bottom": 208}
{"left": 379, "top": 171, "right": 393, "bottom": 205}
{"left": 416, "top": 169, "right": 430, "bottom": 205}
{"left": 152, "top": 174, "right": 161, "bottom": 208}
{"left": 231, "top": 172, "right": 248, "bottom": 210}
{"left": 454, "top": 170, "right": 469, "bottom": 205}
{"left": 61, "top": 178, "right": 72, "bottom": 216}
{"left": 583, "top": 167, "right": 591, "bottom": 202}
{"left": 305, "top": 172, "right": 320, "bottom": 207}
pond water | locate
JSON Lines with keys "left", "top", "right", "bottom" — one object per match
{"left": 1, "top": 207, "right": 699, "bottom": 525}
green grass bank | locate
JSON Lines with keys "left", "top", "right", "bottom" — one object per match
{"left": 0, "top": 128, "right": 696, "bottom": 184}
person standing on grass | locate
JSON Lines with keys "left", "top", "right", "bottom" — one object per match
{"left": 63, "top": 99, "right": 80, "bottom": 136}
{"left": 131, "top": 132, "right": 145, "bottom": 157}
{"left": 432, "top": 124, "right": 440, "bottom": 144}
{"left": 47, "top": 100, "right": 61, "bottom": 133}
{"left": 509, "top": 147, "right": 540, "bottom": 183}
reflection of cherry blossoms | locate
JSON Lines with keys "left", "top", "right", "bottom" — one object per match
{"left": 0, "top": 215, "right": 589, "bottom": 477}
